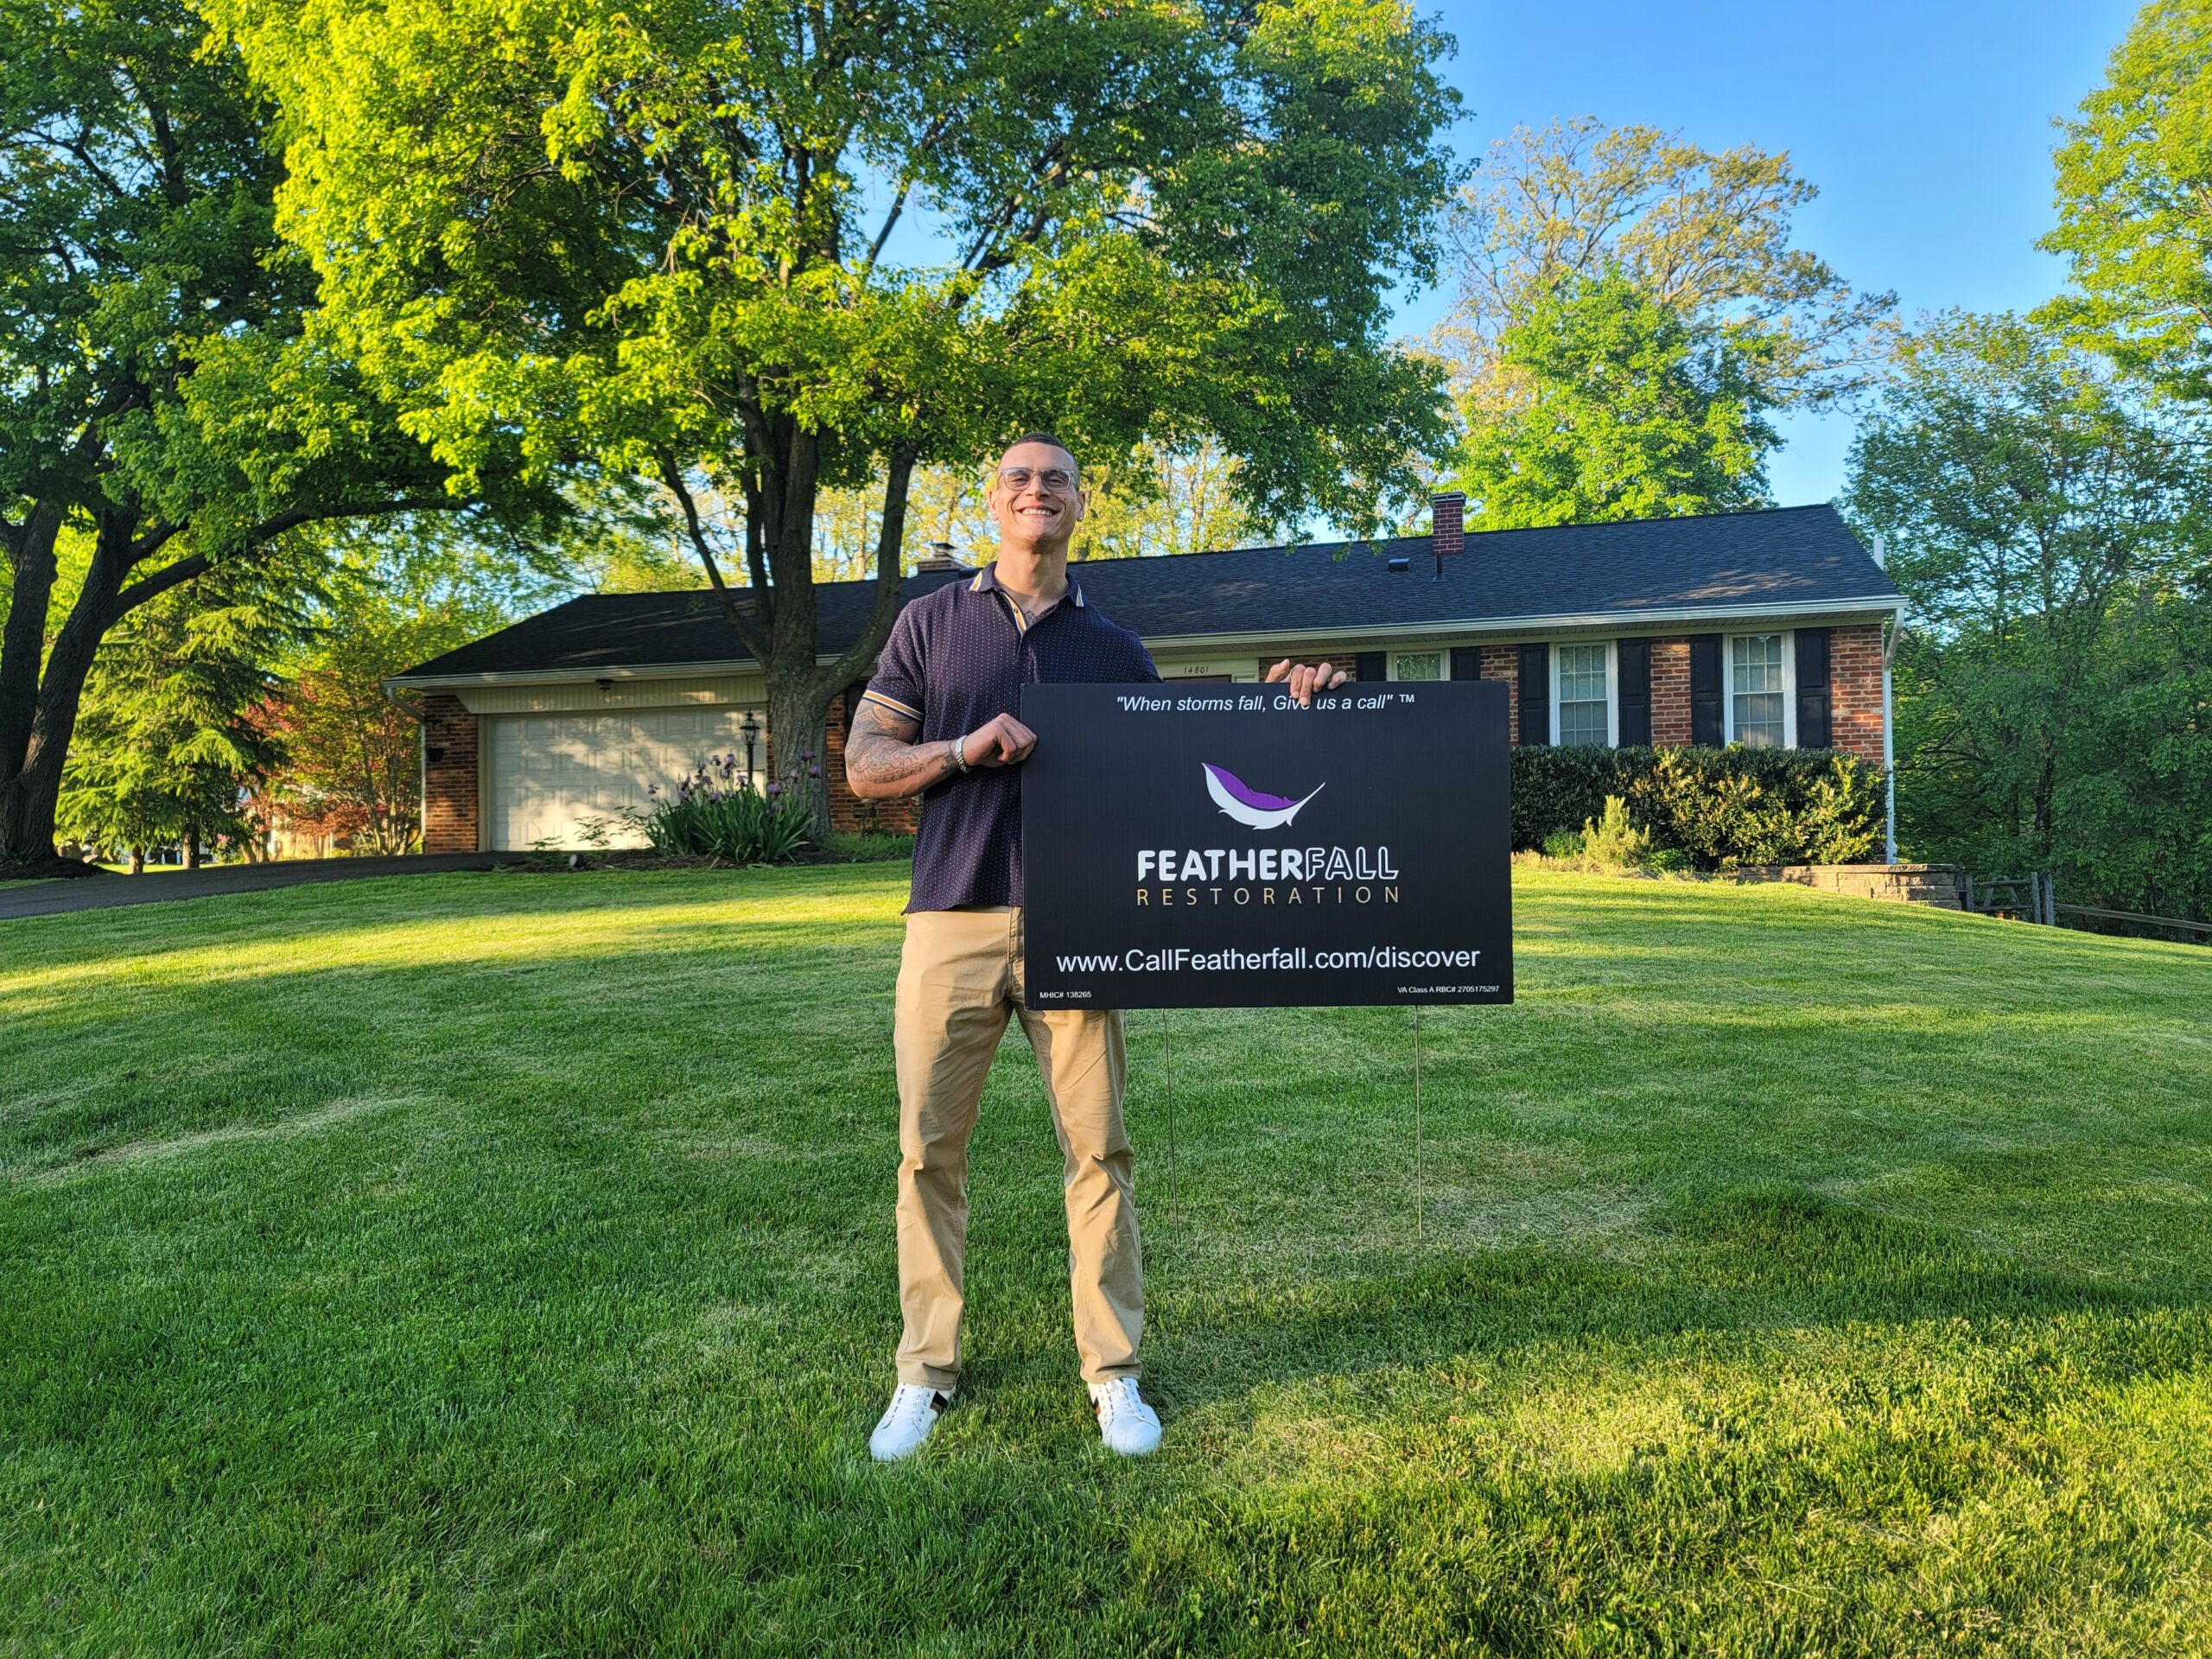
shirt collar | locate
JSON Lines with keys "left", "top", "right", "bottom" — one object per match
{"left": 969, "top": 561, "right": 1084, "bottom": 607}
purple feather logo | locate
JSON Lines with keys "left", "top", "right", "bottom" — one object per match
{"left": 1202, "top": 762, "right": 1325, "bottom": 830}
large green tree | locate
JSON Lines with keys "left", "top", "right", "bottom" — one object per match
{"left": 1452, "top": 269, "right": 1780, "bottom": 528}
{"left": 0, "top": 0, "right": 502, "bottom": 874}
{"left": 213, "top": 0, "right": 1459, "bottom": 830}
{"left": 1435, "top": 116, "right": 1892, "bottom": 413}
{"left": 2043, "top": 0, "right": 2212, "bottom": 401}
{"left": 1842, "top": 313, "right": 2212, "bottom": 918}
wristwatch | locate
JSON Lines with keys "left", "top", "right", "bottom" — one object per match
{"left": 951, "top": 734, "right": 970, "bottom": 773}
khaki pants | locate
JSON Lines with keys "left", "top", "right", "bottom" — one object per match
{"left": 893, "top": 906, "right": 1142, "bottom": 1389}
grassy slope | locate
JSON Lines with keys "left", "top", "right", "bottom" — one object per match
{"left": 1, "top": 866, "right": 2208, "bottom": 1658}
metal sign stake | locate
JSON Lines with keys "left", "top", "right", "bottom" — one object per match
{"left": 1414, "top": 1005, "right": 1424, "bottom": 1247}
{"left": 1153, "top": 1010, "right": 1180, "bottom": 1358}
{"left": 1164, "top": 1010, "right": 1179, "bottom": 1235}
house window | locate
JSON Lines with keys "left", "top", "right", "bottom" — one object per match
{"left": 1555, "top": 642, "right": 1611, "bottom": 746}
{"left": 1391, "top": 651, "right": 1442, "bottom": 681}
{"left": 1730, "top": 633, "right": 1787, "bottom": 747}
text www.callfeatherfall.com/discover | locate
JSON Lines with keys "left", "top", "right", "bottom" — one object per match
{"left": 1052, "top": 945, "right": 1486, "bottom": 974}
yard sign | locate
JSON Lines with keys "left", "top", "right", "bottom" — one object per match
{"left": 1020, "top": 680, "right": 1514, "bottom": 1009}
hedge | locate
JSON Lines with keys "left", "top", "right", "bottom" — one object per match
{"left": 1510, "top": 746, "right": 1887, "bottom": 868}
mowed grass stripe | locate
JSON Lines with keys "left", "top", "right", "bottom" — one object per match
{"left": 2, "top": 864, "right": 2208, "bottom": 1656}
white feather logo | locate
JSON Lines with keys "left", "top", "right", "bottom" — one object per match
{"left": 1203, "top": 763, "right": 1325, "bottom": 830}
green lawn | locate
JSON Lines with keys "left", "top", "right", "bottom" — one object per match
{"left": 3, "top": 866, "right": 2208, "bottom": 1656}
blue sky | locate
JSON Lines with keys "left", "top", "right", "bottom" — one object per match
{"left": 1409, "top": 0, "right": 2144, "bottom": 504}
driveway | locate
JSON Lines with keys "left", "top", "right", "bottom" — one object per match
{"left": 0, "top": 853, "right": 509, "bottom": 920}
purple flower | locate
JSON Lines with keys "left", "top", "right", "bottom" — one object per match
{"left": 765, "top": 782, "right": 782, "bottom": 797}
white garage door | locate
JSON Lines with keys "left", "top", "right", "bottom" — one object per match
{"left": 485, "top": 707, "right": 762, "bottom": 849}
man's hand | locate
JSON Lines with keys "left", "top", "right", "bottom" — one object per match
{"left": 847, "top": 702, "right": 1039, "bottom": 799}
{"left": 1264, "top": 658, "right": 1349, "bottom": 706}
{"left": 963, "top": 712, "right": 1037, "bottom": 767}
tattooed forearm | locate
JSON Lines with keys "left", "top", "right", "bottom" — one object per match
{"left": 846, "top": 700, "right": 958, "bottom": 799}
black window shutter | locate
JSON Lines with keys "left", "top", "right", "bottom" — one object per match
{"left": 1354, "top": 651, "right": 1387, "bottom": 682}
{"left": 1796, "top": 627, "right": 1833, "bottom": 749}
{"left": 1450, "top": 645, "right": 1483, "bottom": 681}
{"left": 1689, "top": 633, "right": 1724, "bottom": 747}
{"left": 1617, "top": 639, "right": 1651, "bottom": 747}
{"left": 1517, "top": 643, "right": 1549, "bottom": 745}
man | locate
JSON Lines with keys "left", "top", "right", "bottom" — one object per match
{"left": 847, "top": 433, "right": 1344, "bottom": 1461}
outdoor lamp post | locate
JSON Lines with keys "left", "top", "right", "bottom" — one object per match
{"left": 740, "top": 710, "right": 761, "bottom": 787}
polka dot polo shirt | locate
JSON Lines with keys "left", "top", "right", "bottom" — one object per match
{"left": 862, "top": 562, "right": 1160, "bottom": 912}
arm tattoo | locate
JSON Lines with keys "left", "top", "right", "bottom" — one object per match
{"left": 846, "top": 699, "right": 957, "bottom": 798}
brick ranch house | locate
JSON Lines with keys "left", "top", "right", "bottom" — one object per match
{"left": 387, "top": 497, "right": 1905, "bottom": 854}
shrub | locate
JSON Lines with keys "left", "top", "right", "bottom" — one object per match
{"left": 1630, "top": 748, "right": 1885, "bottom": 867}
{"left": 1534, "top": 797, "right": 1693, "bottom": 877}
{"left": 1509, "top": 745, "right": 1885, "bottom": 868}
{"left": 1511, "top": 746, "right": 1639, "bottom": 852}
{"left": 1541, "top": 827, "right": 1586, "bottom": 861}
{"left": 1580, "top": 795, "right": 1654, "bottom": 870}
{"left": 634, "top": 753, "right": 814, "bottom": 862}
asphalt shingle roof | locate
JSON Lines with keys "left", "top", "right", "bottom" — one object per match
{"left": 393, "top": 504, "right": 1899, "bottom": 682}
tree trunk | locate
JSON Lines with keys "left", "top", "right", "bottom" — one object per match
{"left": 764, "top": 438, "right": 919, "bottom": 837}
{"left": 129, "top": 845, "right": 145, "bottom": 875}
{"left": 0, "top": 501, "right": 66, "bottom": 791}
{"left": 767, "top": 676, "right": 836, "bottom": 839}
{"left": 183, "top": 827, "right": 201, "bottom": 869}
{"left": 690, "top": 416, "right": 918, "bottom": 845}
{"left": 0, "top": 775, "right": 65, "bottom": 874}
{"left": 0, "top": 511, "right": 132, "bottom": 871}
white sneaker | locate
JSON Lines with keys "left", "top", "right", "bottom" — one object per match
{"left": 1089, "top": 1377, "right": 1162, "bottom": 1456}
{"left": 869, "top": 1383, "right": 952, "bottom": 1462}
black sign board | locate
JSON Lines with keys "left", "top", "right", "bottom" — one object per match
{"left": 1020, "top": 680, "right": 1514, "bottom": 1009}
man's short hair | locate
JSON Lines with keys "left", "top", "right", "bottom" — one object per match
{"left": 1001, "top": 431, "right": 1077, "bottom": 479}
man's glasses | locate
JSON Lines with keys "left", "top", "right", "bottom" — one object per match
{"left": 997, "top": 467, "right": 1077, "bottom": 494}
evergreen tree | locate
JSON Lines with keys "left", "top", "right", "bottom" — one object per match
{"left": 59, "top": 582, "right": 295, "bottom": 868}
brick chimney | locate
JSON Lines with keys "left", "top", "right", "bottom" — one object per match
{"left": 1430, "top": 492, "right": 1465, "bottom": 557}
